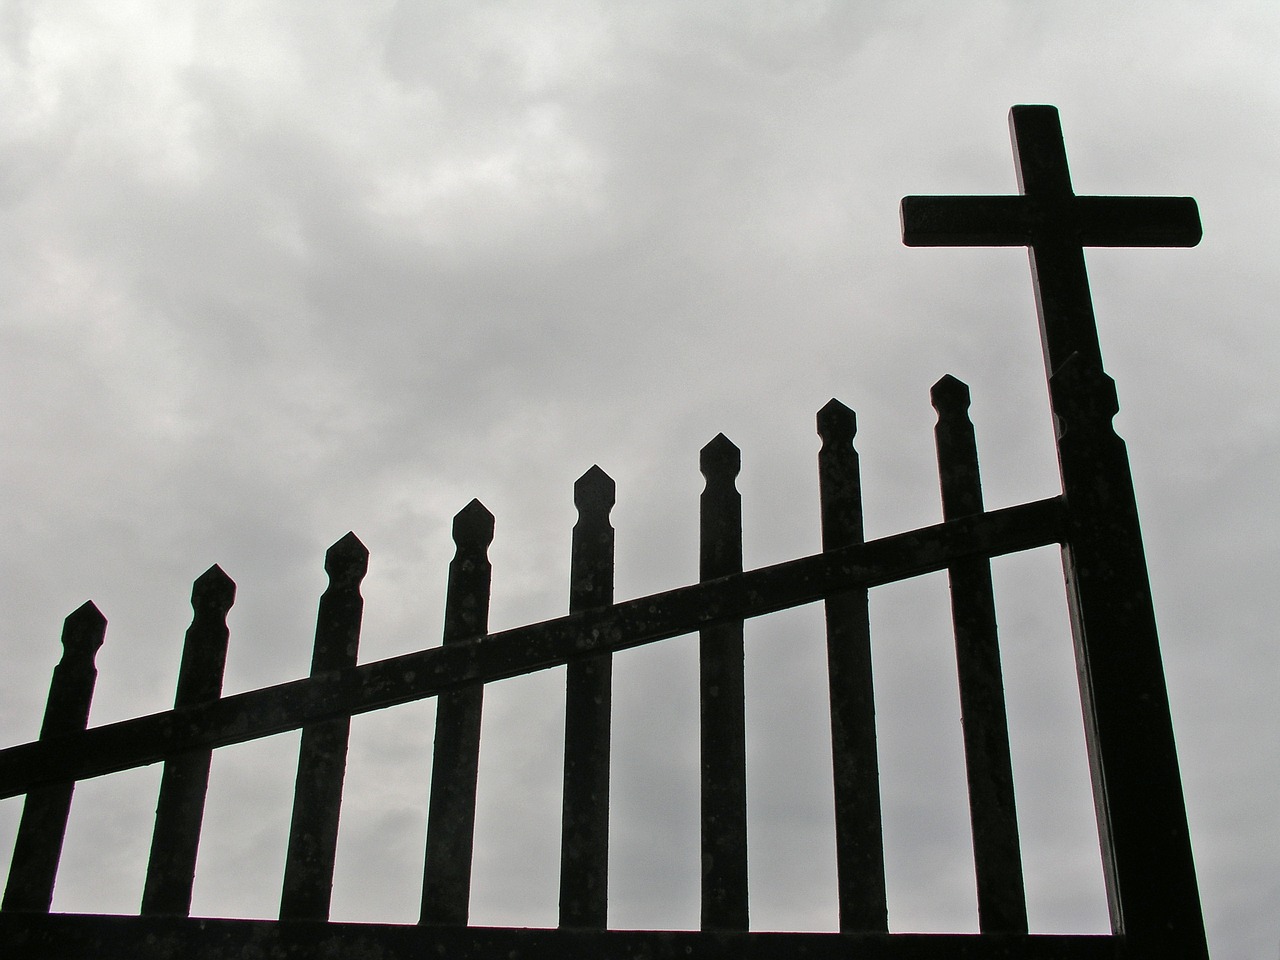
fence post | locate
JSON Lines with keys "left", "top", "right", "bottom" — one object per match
{"left": 816, "top": 399, "right": 887, "bottom": 932}
{"left": 420, "top": 500, "right": 494, "bottom": 926}
{"left": 559, "top": 466, "right": 616, "bottom": 928}
{"left": 1050, "top": 354, "right": 1206, "bottom": 950}
{"left": 141, "top": 566, "right": 236, "bottom": 916}
{"left": 931, "top": 376, "right": 1027, "bottom": 933}
{"left": 1, "top": 602, "right": 106, "bottom": 913}
{"left": 279, "top": 532, "right": 369, "bottom": 920}
{"left": 699, "top": 434, "right": 748, "bottom": 932}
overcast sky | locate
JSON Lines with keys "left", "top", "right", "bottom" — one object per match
{"left": 0, "top": 2, "right": 1276, "bottom": 956}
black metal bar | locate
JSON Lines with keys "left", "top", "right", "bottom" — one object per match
{"left": 420, "top": 501, "right": 494, "bottom": 926}
{"left": 140, "top": 567, "right": 235, "bottom": 917}
{"left": 559, "top": 466, "right": 616, "bottom": 928}
{"left": 901, "top": 104, "right": 1207, "bottom": 955}
{"left": 0, "top": 912, "right": 1128, "bottom": 960}
{"left": 279, "top": 533, "right": 368, "bottom": 921}
{"left": 1050, "top": 356, "right": 1206, "bottom": 952}
{"left": 1004, "top": 137, "right": 1207, "bottom": 943}
{"left": 899, "top": 196, "right": 1200, "bottom": 250}
{"left": 0, "top": 496, "right": 1066, "bottom": 800}
{"left": 816, "top": 399, "right": 887, "bottom": 932}
{"left": 2, "top": 603, "right": 105, "bottom": 913}
{"left": 932, "top": 377, "right": 1026, "bottom": 933}
{"left": 698, "top": 434, "right": 749, "bottom": 931}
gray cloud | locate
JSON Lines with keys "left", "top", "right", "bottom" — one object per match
{"left": 0, "top": 3, "right": 1275, "bottom": 957}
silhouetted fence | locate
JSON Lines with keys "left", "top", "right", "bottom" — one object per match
{"left": 0, "top": 105, "right": 1209, "bottom": 960}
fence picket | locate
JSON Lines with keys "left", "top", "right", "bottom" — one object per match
{"left": 2, "top": 602, "right": 106, "bottom": 913}
{"left": 817, "top": 399, "right": 888, "bottom": 932}
{"left": 931, "top": 375, "right": 1027, "bottom": 933}
{"left": 279, "top": 533, "right": 369, "bottom": 921}
{"left": 420, "top": 500, "right": 494, "bottom": 926}
{"left": 698, "top": 434, "right": 748, "bottom": 931}
{"left": 559, "top": 466, "right": 616, "bottom": 929}
{"left": 141, "top": 566, "right": 236, "bottom": 917}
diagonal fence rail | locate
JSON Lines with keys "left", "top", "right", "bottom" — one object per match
{"left": 0, "top": 491, "right": 1063, "bottom": 799}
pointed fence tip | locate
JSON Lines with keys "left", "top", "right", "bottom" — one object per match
{"left": 575, "top": 464, "right": 616, "bottom": 509}
{"left": 63, "top": 601, "right": 107, "bottom": 657}
{"left": 706, "top": 431, "right": 734, "bottom": 447}
{"left": 68, "top": 600, "right": 106, "bottom": 626}
{"left": 700, "top": 433, "right": 740, "bottom": 474}
{"left": 325, "top": 531, "right": 370, "bottom": 581}
{"left": 327, "top": 530, "right": 369, "bottom": 560}
{"left": 453, "top": 498, "right": 496, "bottom": 544}
{"left": 577, "top": 463, "right": 612, "bottom": 485}
{"left": 195, "top": 563, "right": 236, "bottom": 589}
{"left": 193, "top": 564, "right": 237, "bottom": 609}
{"left": 931, "top": 374, "right": 971, "bottom": 413}
{"left": 700, "top": 433, "right": 741, "bottom": 478}
{"left": 817, "top": 398, "right": 856, "bottom": 442}
{"left": 457, "top": 497, "right": 494, "bottom": 520}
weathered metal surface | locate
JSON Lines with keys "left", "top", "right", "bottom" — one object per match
{"left": 559, "top": 465, "right": 616, "bottom": 928}
{"left": 932, "top": 376, "right": 1026, "bottom": 933}
{"left": 141, "top": 566, "right": 236, "bottom": 917}
{"left": 279, "top": 533, "right": 368, "bottom": 921}
{"left": 0, "top": 495, "right": 1066, "bottom": 800}
{"left": 420, "top": 501, "right": 494, "bottom": 925}
{"left": 699, "top": 434, "right": 749, "bottom": 931}
{"left": 902, "top": 105, "right": 1206, "bottom": 956}
{"left": 816, "top": 398, "right": 887, "bottom": 932}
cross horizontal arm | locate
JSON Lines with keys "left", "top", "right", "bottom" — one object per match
{"left": 0, "top": 496, "right": 1065, "bottom": 798}
{"left": 901, "top": 195, "right": 1201, "bottom": 248}
{"left": 1071, "top": 196, "right": 1201, "bottom": 246}
{"left": 901, "top": 196, "right": 1034, "bottom": 247}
